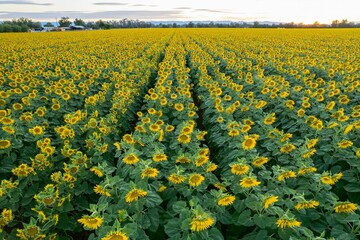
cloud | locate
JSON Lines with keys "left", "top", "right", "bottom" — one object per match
{"left": 0, "top": 10, "right": 184, "bottom": 20}
{"left": 131, "top": 4, "right": 157, "bottom": 7}
{"left": 173, "top": 7, "right": 192, "bottom": 10}
{"left": 194, "top": 8, "right": 230, "bottom": 13}
{"left": 0, "top": 0, "right": 52, "bottom": 5}
{"left": 93, "top": 2, "right": 128, "bottom": 6}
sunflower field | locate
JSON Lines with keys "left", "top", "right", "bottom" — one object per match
{"left": 0, "top": 29, "right": 359, "bottom": 240}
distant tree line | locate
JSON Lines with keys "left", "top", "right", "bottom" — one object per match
{"left": 1, "top": 17, "right": 359, "bottom": 33}
{"left": 0, "top": 18, "right": 42, "bottom": 32}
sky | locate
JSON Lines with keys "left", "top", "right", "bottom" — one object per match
{"left": 0, "top": 0, "right": 359, "bottom": 24}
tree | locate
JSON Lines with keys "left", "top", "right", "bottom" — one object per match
{"left": 339, "top": 19, "right": 349, "bottom": 28}
{"left": 58, "top": 17, "right": 71, "bottom": 27}
{"left": 74, "top": 18, "right": 85, "bottom": 26}
{"left": 44, "top": 22, "right": 54, "bottom": 27}
{"left": 312, "top": 21, "right": 320, "bottom": 27}
{"left": 331, "top": 20, "right": 339, "bottom": 27}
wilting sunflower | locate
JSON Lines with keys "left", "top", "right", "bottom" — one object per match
{"left": 78, "top": 216, "right": 104, "bottom": 230}
{"left": 296, "top": 165, "right": 316, "bottom": 174}
{"left": 217, "top": 195, "right": 236, "bottom": 206}
{"left": 125, "top": 188, "right": 148, "bottom": 203}
{"left": 277, "top": 171, "right": 296, "bottom": 181}
{"left": 294, "top": 200, "right": 319, "bottom": 210}
{"left": 264, "top": 195, "right": 278, "bottom": 209}
{"left": 252, "top": 157, "right": 269, "bottom": 167}
{"left": 94, "top": 185, "right": 111, "bottom": 197}
{"left": 334, "top": 202, "right": 358, "bottom": 213}
{"left": 276, "top": 218, "right": 301, "bottom": 229}
{"left": 190, "top": 214, "right": 215, "bottom": 232}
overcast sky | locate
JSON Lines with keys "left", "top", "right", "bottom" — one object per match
{"left": 0, "top": 0, "right": 359, "bottom": 23}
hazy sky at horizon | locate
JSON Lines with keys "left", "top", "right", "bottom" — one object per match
{"left": 0, "top": 0, "right": 359, "bottom": 23}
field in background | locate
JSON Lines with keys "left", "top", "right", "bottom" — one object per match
{"left": 0, "top": 29, "right": 359, "bottom": 239}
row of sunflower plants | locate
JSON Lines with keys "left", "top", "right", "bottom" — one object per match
{"left": 0, "top": 30, "right": 171, "bottom": 239}
{"left": 76, "top": 33, "right": 225, "bottom": 240}
{"left": 184, "top": 30, "right": 359, "bottom": 239}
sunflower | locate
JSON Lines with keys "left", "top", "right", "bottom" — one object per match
{"left": 217, "top": 195, "right": 236, "bottom": 206}
{"left": 101, "top": 231, "right": 129, "bottom": 240}
{"left": 141, "top": 167, "right": 159, "bottom": 179}
{"left": 195, "top": 155, "right": 209, "bottom": 167}
{"left": 189, "top": 174, "right": 205, "bottom": 187}
{"left": 306, "top": 138, "right": 318, "bottom": 148}
{"left": 190, "top": 214, "right": 215, "bottom": 232}
{"left": 29, "top": 126, "right": 44, "bottom": 135}
{"left": 334, "top": 202, "right": 358, "bottom": 213}
{"left": 94, "top": 185, "right": 111, "bottom": 197}
{"left": 122, "top": 134, "right": 135, "bottom": 144}
{"left": 206, "top": 163, "right": 218, "bottom": 172}
{"left": 280, "top": 144, "right": 296, "bottom": 154}
{"left": 337, "top": 140, "right": 353, "bottom": 149}
{"left": 12, "top": 164, "right": 34, "bottom": 177}
{"left": 181, "top": 126, "right": 193, "bottom": 134}
{"left": 157, "top": 185, "right": 167, "bottom": 192}
{"left": 177, "top": 134, "right": 191, "bottom": 144}
{"left": 125, "top": 188, "right": 148, "bottom": 203}
{"left": 165, "top": 125, "right": 175, "bottom": 132}
{"left": 228, "top": 129, "right": 240, "bottom": 137}
{"left": 153, "top": 153, "right": 167, "bottom": 162}
{"left": 174, "top": 103, "right": 184, "bottom": 111}
{"left": 176, "top": 156, "right": 191, "bottom": 164}
{"left": 168, "top": 174, "right": 186, "bottom": 184}
{"left": 276, "top": 218, "right": 301, "bottom": 229}
{"left": 297, "top": 167, "right": 317, "bottom": 175}
{"left": 252, "top": 157, "right": 269, "bottom": 167}
{"left": 78, "top": 216, "right": 104, "bottom": 230}
{"left": 122, "top": 154, "right": 139, "bottom": 165}
{"left": 241, "top": 125, "right": 251, "bottom": 133}
{"left": 149, "top": 124, "right": 160, "bottom": 132}
{"left": 277, "top": 171, "right": 296, "bottom": 181}
{"left": 240, "top": 177, "right": 261, "bottom": 188}
{"left": 12, "top": 103, "right": 23, "bottom": 110}
{"left": 231, "top": 164, "right": 250, "bottom": 175}
{"left": 264, "top": 195, "right": 278, "bottom": 209}
{"left": 264, "top": 114, "right": 276, "bottom": 125}
{"left": 242, "top": 136, "right": 256, "bottom": 150}
{"left": 0, "top": 139, "right": 11, "bottom": 150}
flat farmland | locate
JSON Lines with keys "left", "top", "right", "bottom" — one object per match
{"left": 0, "top": 29, "right": 359, "bottom": 239}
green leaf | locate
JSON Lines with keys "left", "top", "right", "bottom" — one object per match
{"left": 173, "top": 201, "right": 187, "bottom": 213}
{"left": 344, "top": 183, "right": 360, "bottom": 192}
{"left": 165, "top": 219, "right": 181, "bottom": 238}
{"left": 209, "top": 228, "right": 225, "bottom": 240}
{"left": 236, "top": 210, "right": 253, "bottom": 226}
{"left": 145, "top": 191, "right": 162, "bottom": 208}
{"left": 253, "top": 214, "right": 267, "bottom": 229}
{"left": 147, "top": 208, "right": 160, "bottom": 232}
